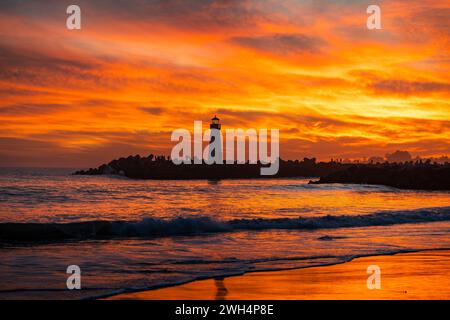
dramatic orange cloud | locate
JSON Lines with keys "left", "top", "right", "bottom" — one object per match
{"left": 0, "top": 0, "right": 449, "bottom": 166}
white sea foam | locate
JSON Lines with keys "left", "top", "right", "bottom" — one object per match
{"left": 1, "top": 206, "right": 449, "bottom": 241}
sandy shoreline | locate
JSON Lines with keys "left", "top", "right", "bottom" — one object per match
{"left": 107, "top": 250, "right": 450, "bottom": 300}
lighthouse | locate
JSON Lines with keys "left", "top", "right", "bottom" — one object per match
{"left": 210, "top": 115, "right": 221, "bottom": 131}
{"left": 208, "top": 115, "right": 223, "bottom": 164}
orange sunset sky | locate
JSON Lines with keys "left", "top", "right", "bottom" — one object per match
{"left": 0, "top": 0, "right": 449, "bottom": 167}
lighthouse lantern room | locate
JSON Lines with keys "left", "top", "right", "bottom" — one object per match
{"left": 210, "top": 115, "right": 221, "bottom": 130}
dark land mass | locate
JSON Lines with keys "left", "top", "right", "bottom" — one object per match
{"left": 72, "top": 155, "right": 347, "bottom": 179}
{"left": 310, "top": 163, "right": 450, "bottom": 191}
{"left": 73, "top": 154, "right": 450, "bottom": 190}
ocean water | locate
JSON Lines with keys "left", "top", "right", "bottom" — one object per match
{"left": 0, "top": 167, "right": 449, "bottom": 299}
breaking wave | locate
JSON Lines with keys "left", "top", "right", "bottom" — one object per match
{"left": 1, "top": 206, "right": 449, "bottom": 241}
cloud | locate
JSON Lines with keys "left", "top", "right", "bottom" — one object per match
{"left": 0, "top": 0, "right": 268, "bottom": 33}
{"left": 369, "top": 79, "right": 450, "bottom": 96}
{"left": 0, "top": 45, "right": 94, "bottom": 72}
{"left": 393, "top": 5, "right": 450, "bottom": 45}
{"left": 0, "top": 0, "right": 449, "bottom": 166}
{"left": 0, "top": 130, "right": 173, "bottom": 167}
{"left": 92, "top": 0, "right": 269, "bottom": 31}
{"left": 231, "top": 33, "right": 324, "bottom": 55}
{"left": 0, "top": 103, "right": 68, "bottom": 116}
{"left": 139, "top": 107, "right": 164, "bottom": 115}
{"left": 0, "top": 44, "right": 105, "bottom": 89}
{"left": 281, "top": 135, "right": 450, "bottom": 161}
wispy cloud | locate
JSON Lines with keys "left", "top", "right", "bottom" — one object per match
{"left": 0, "top": 0, "right": 449, "bottom": 166}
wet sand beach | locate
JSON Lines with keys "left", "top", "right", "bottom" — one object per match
{"left": 107, "top": 250, "right": 450, "bottom": 300}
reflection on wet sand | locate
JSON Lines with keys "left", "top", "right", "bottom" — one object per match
{"left": 214, "top": 277, "right": 228, "bottom": 300}
{"left": 107, "top": 250, "right": 450, "bottom": 300}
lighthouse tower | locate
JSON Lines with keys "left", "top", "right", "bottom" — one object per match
{"left": 208, "top": 115, "right": 222, "bottom": 163}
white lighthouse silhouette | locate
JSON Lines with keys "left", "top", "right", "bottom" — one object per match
{"left": 208, "top": 115, "right": 223, "bottom": 164}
